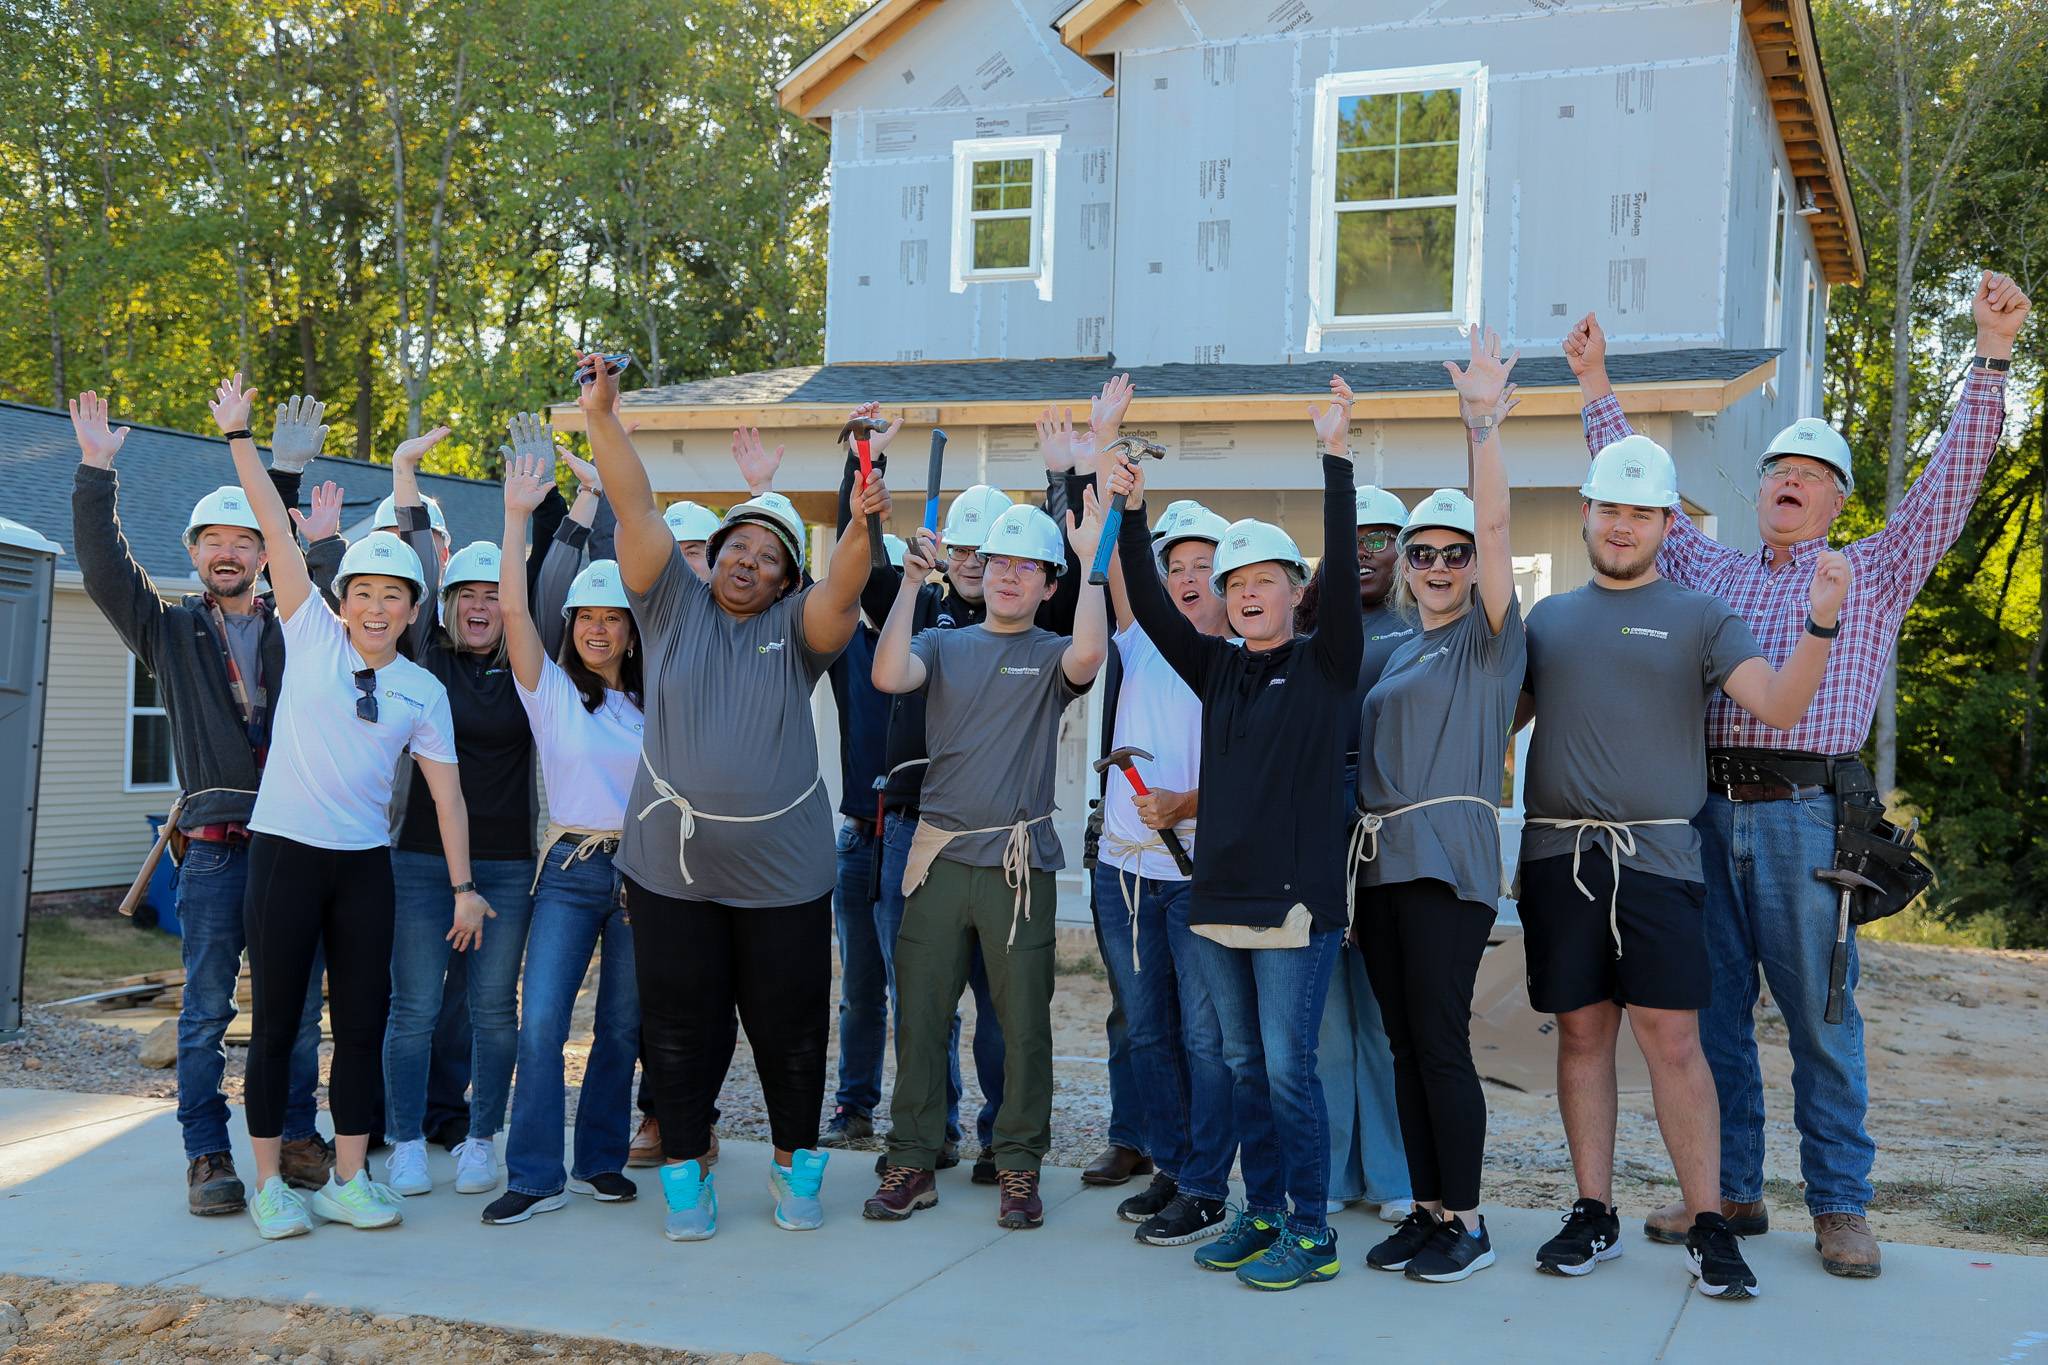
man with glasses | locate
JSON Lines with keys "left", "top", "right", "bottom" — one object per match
{"left": 1563, "top": 269, "right": 2030, "bottom": 1279}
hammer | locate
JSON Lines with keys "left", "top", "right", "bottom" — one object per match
{"left": 1088, "top": 435, "right": 1168, "bottom": 586}
{"left": 838, "top": 415, "right": 892, "bottom": 574}
{"left": 1093, "top": 746, "right": 1194, "bottom": 877}
{"left": 1814, "top": 864, "right": 1882, "bottom": 1025}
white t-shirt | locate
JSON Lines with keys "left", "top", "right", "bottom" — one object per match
{"left": 516, "top": 657, "right": 645, "bottom": 832}
{"left": 251, "top": 604, "right": 456, "bottom": 851}
{"left": 1102, "top": 623, "right": 1203, "bottom": 881}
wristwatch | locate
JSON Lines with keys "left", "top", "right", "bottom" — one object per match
{"left": 450, "top": 881, "right": 477, "bottom": 895}
{"left": 221, "top": 429, "right": 253, "bottom": 441}
{"left": 1805, "top": 615, "right": 1841, "bottom": 639}
{"left": 1973, "top": 356, "right": 2010, "bottom": 371}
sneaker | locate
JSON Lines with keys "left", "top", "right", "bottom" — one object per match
{"left": 1324, "top": 1199, "right": 1349, "bottom": 1216}
{"left": 971, "top": 1146, "right": 998, "bottom": 1185}
{"left": 247, "top": 1176, "right": 312, "bottom": 1240}
{"left": 997, "top": 1170, "right": 1044, "bottom": 1229}
{"left": 820, "top": 1107, "right": 873, "bottom": 1148}
{"left": 938, "top": 1139, "right": 961, "bottom": 1170}
{"left": 769, "top": 1150, "right": 829, "bottom": 1231}
{"left": 660, "top": 1161, "right": 717, "bottom": 1241}
{"left": 309, "top": 1170, "right": 404, "bottom": 1229}
{"left": 1194, "top": 1208, "right": 1283, "bottom": 1270}
{"left": 1404, "top": 1214, "right": 1495, "bottom": 1283}
{"left": 1377, "top": 1197, "right": 1416, "bottom": 1223}
{"left": 384, "top": 1139, "right": 431, "bottom": 1197}
{"left": 1237, "top": 1225, "right": 1340, "bottom": 1291}
{"left": 1687, "top": 1212, "right": 1760, "bottom": 1300}
{"left": 627, "top": 1114, "right": 662, "bottom": 1168}
{"left": 481, "top": 1189, "right": 566, "bottom": 1225}
{"left": 567, "top": 1172, "right": 638, "bottom": 1202}
{"left": 864, "top": 1166, "right": 938, "bottom": 1220}
{"left": 187, "top": 1152, "right": 246, "bottom": 1216}
{"left": 1366, "top": 1206, "right": 1441, "bottom": 1271}
{"left": 453, "top": 1137, "right": 498, "bottom": 1194}
{"left": 278, "top": 1134, "right": 336, "bottom": 1191}
{"left": 1118, "top": 1172, "right": 1178, "bottom": 1224}
{"left": 1536, "top": 1198, "right": 1624, "bottom": 1277}
{"left": 1136, "top": 1192, "right": 1229, "bottom": 1246}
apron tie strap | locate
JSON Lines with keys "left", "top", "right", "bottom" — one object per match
{"left": 1523, "top": 817, "right": 1690, "bottom": 957}
{"left": 1347, "top": 794, "right": 1505, "bottom": 928}
{"left": 635, "top": 751, "right": 822, "bottom": 885}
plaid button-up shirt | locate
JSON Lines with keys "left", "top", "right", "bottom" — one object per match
{"left": 1582, "top": 367, "right": 2007, "bottom": 754}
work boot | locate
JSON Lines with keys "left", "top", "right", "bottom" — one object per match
{"left": 1644, "top": 1198, "right": 1767, "bottom": 1245}
{"left": 277, "top": 1133, "right": 336, "bottom": 1191}
{"left": 627, "top": 1114, "right": 662, "bottom": 1168}
{"left": 187, "top": 1152, "right": 246, "bottom": 1216}
{"left": 997, "top": 1170, "right": 1044, "bottom": 1229}
{"left": 863, "top": 1166, "right": 938, "bottom": 1221}
{"left": 1081, "top": 1144, "right": 1153, "bottom": 1187}
{"left": 1814, "top": 1213, "right": 1882, "bottom": 1278}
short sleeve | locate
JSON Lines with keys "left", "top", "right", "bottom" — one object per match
{"left": 282, "top": 597, "right": 345, "bottom": 661}
{"left": 782, "top": 586, "right": 845, "bottom": 682}
{"left": 1702, "top": 601, "right": 1764, "bottom": 692}
{"left": 515, "top": 655, "right": 578, "bottom": 733}
{"left": 409, "top": 682, "right": 459, "bottom": 766}
{"left": 623, "top": 545, "right": 696, "bottom": 646}
{"left": 908, "top": 626, "right": 947, "bottom": 694}
{"left": 1049, "top": 631, "right": 1092, "bottom": 705}
{"left": 1475, "top": 594, "right": 1526, "bottom": 676}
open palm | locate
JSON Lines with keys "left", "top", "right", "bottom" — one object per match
{"left": 1445, "top": 327, "right": 1518, "bottom": 416}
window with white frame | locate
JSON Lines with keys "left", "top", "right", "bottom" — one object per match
{"left": 1311, "top": 63, "right": 1484, "bottom": 329}
{"left": 1765, "top": 172, "right": 1788, "bottom": 350}
{"left": 951, "top": 136, "right": 1059, "bottom": 300}
{"left": 126, "top": 656, "right": 175, "bottom": 791}
{"left": 1799, "top": 261, "right": 1818, "bottom": 417}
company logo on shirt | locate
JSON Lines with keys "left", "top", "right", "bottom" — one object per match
{"left": 1419, "top": 645, "right": 1450, "bottom": 663}
{"left": 999, "top": 665, "right": 1041, "bottom": 676}
{"left": 758, "top": 640, "right": 785, "bottom": 654}
{"left": 1369, "top": 627, "right": 1415, "bottom": 643}
{"left": 381, "top": 687, "right": 428, "bottom": 711}
{"left": 1620, "top": 627, "right": 1670, "bottom": 639}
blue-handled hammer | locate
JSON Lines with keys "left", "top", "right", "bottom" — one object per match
{"left": 1088, "top": 435, "right": 1168, "bottom": 585}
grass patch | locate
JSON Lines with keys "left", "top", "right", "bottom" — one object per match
{"left": 1762, "top": 1177, "right": 1805, "bottom": 1205}
{"left": 1055, "top": 945, "right": 1106, "bottom": 980}
{"left": 1939, "top": 1182, "right": 2048, "bottom": 1242}
{"left": 22, "top": 914, "right": 183, "bottom": 1005}
{"left": 1863, "top": 903, "right": 2007, "bottom": 948}
{"left": 1868, "top": 1177, "right": 1950, "bottom": 1211}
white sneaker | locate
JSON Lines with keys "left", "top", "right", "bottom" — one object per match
{"left": 454, "top": 1137, "right": 498, "bottom": 1194}
{"left": 1325, "top": 1199, "right": 1348, "bottom": 1216}
{"left": 248, "top": 1176, "right": 313, "bottom": 1240}
{"left": 384, "top": 1139, "right": 431, "bottom": 1197}
{"left": 1378, "top": 1197, "right": 1417, "bottom": 1224}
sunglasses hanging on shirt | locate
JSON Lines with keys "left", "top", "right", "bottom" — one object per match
{"left": 1405, "top": 543, "right": 1475, "bottom": 571}
{"left": 353, "top": 668, "right": 379, "bottom": 724}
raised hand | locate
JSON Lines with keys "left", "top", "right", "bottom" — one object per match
{"left": 497, "top": 411, "right": 558, "bottom": 485}
{"left": 289, "top": 480, "right": 345, "bottom": 542}
{"left": 1563, "top": 313, "right": 1607, "bottom": 380}
{"left": 69, "top": 390, "right": 128, "bottom": 468}
{"left": 269, "top": 395, "right": 329, "bottom": 473}
{"left": 1309, "top": 374, "right": 1355, "bottom": 454}
{"left": 732, "top": 427, "right": 784, "bottom": 496}
{"left": 208, "top": 373, "right": 257, "bottom": 437}
{"left": 573, "top": 348, "right": 621, "bottom": 418}
{"left": 1090, "top": 373, "right": 1134, "bottom": 443}
{"left": 1065, "top": 482, "right": 1106, "bottom": 563}
{"left": 1974, "top": 271, "right": 2031, "bottom": 356}
{"left": 1444, "top": 328, "right": 1520, "bottom": 424}
{"left": 903, "top": 526, "right": 941, "bottom": 580}
{"left": 392, "top": 425, "right": 452, "bottom": 472}
{"left": 1037, "top": 404, "right": 1077, "bottom": 474}
{"left": 1105, "top": 449, "right": 1147, "bottom": 505}
{"left": 561, "top": 447, "right": 602, "bottom": 493}
{"left": 851, "top": 467, "right": 893, "bottom": 524}
{"left": 1808, "top": 548, "right": 1850, "bottom": 627}
{"left": 503, "top": 452, "right": 552, "bottom": 515}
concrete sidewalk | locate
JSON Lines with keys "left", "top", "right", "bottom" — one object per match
{"left": 3, "top": 1089, "right": 2044, "bottom": 1364}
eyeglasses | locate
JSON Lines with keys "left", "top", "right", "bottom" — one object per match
{"left": 1760, "top": 458, "right": 1841, "bottom": 490}
{"left": 946, "top": 546, "right": 979, "bottom": 563}
{"left": 1356, "top": 530, "right": 1395, "bottom": 553}
{"left": 1405, "top": 543, "right": 1475, "bottom": 571}
{"left": 352, "top": 668, "right": 379, "bottom": 724}
{"left": 980, "top": 555, "right": 1046, "bottom": 579}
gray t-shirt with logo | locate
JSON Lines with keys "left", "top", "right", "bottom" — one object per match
{"left": 621, "top": 550, "right": 844, "bottom": 907}
{"left": 910, "top": 623, "right": 1089, "bottom": 872}
{"left": 1357, "top": 595, "right": 1525, "bottom": 908}
{"left": 1521, "top": 577, "right": 1762, "bottom": 883}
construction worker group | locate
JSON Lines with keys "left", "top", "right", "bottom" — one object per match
{"left": 65, "top": 269, "right": 2028, "bottom": 1300}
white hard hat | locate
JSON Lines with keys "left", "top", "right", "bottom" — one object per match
{"left": 374, "top": 492, "right": 448, "bottom": 539}
{"left": 1758, "top": 418, "right": 1855, "bottom": 496}
{"left": 941, "top": 485, "right": 1016, "bottom": 549}
{"left": 1400, "top": 488, "right": 1477, "bottom": 546}
{"left": 1210, "top": 519, "right": 1309, "bottom": 597}
{"left": 977, "top": 505, "right": 1067, "bottom": 575}
{"left": 184, "top": 486, "right": 263, "bottom": 547}
{"left": 709, "top": 491, "right": 806, "bottom": 571}
{"left": 1580, "top": 435, "right": 1680, "bottom": 509}
{"left": 883, "top": 533, "right": 909, "bottom": 567}
{"left": 436, "top": 541, "right": 502, "bottom": 624}
{"left": 332, "top": 530, "right": 427, "bottom": 600}
{"left": 1150, "top": 499, "right": 1229, "bottom": 571}
{"left": 662, "top": 500, "right": 721, "bottom": 543}
{"left": 562, "top": 558, "right": 631, "bottom": 620}
{"left": 1355, "top": 485, "right": 1410, "bottom": 528}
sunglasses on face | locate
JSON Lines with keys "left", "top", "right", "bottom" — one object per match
{"left": 572, "top": 353, "right": 635, "bottom": 385}
{"left": 352, "top": 668, "right": 379, "bottom": 724}
{"left": 1357, "top": 530, "right": 1395, "bottom": 554}
{"left": 1405, "top": 542, "right": 1475, "bottom": 571}
{"left": 980, "top": 555, "right": 1046, "bottom": 580}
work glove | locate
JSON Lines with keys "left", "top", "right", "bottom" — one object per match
{"left": 269, "top": 395, "right": 329, "bottom": 473}
{"left": 499, "top": 411, "right": 560, "bottom": 484}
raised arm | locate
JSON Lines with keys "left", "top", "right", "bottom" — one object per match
{"left": 804, "top": 468, "right": 891, "bottom": 654}
{"left": 872, "top": 528, "right": 937, "bottom": 694}
{"left": 1106, "top": 458, "right": 1216, "bottom": 695}
{"left": 574, "top": 349, "right": 670, "bottom": 593}
{"left": 208, "top": 374, "right": 311, "bottom": 617}
{"left": 1308, "top": 376, "right": 1363, "bottom": 679}
{"left": 1444, "top": 330, "right": 1518, "bottom": 634}
{"left": 68, "top": 392, "right": 173, "bottom": 662}
{"left": 1060, "top": 485, "right": 1110, "bottom": 685}
{"left": 498, "top": 454, "right": 553, "bottom": 691}
{"left": 1721, "top": 551, "right": 1850, "bottom": 730}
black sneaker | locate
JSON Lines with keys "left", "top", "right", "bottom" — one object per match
{"left": 1686, "top": 1212, "right": 1760, "bottom": 1300}
{"left": 1135, "top": 1192, "right": 1228, "bottom": 1246}
{"left": 567, "top": 1172, "right": 638, "bottom": 1202}
{"left": 1365, "top": 1206, "right": 1441, "bottom": 1271}
{"left": 1117, "top": 1172, "right": 1177, "bottom": 1223}
{"left": 821, "top": 1107, "right": 874, "bottom": 1148}
{"left": 481, "top": 1189, "right": 566, "bottom": 1225}
{"left": 1536, "top": 1197, "right": 1624, "bottom": 1277}
{"left": 971, "top": 1147, "right": 998, "bottom": 1185}
{"left": 1404, "top": 1214, "right": 1496, "bottom": 1283}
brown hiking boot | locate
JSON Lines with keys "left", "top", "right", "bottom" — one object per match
{"left": 864, "top": 1166, "right": 938, "bottom": 1221}
{"left": 997, "top": 1169, "right": 1044, "bottom": 1229}
{"left": 627, "top": 1114, "right": 662, "bottom": 1167}
{"left": 1815, "top": 1212, "right": 1882, "bottom": 1278}
{"left": 277, "top": 1134, "right": 336, "bottom": 1191}
{"left": 1644, "top": 1198, "right": 1768, "bottom": 1244}
{"left": 187, "top": 1152, "right": 246, "bottom": 1216}
{"left": 1080, "top": 1144, "right": 1153, "bottom": 1187}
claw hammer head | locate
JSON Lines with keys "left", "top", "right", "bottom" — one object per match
{"left": 1813, "top": 865, "right": 1884, "bottom": 895}
{"left": 1093, "top": 745, "right": 1156, "bottom": 794}
{"left": 838, "top": 415, "right": 890, "bottom": 447}
{"left": 1102, "top": 436, "right": 1167, "bottom": 465}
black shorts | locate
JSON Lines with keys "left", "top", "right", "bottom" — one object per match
{"left": 1518, "top": 852, "right": 1709, "bottom": 1014}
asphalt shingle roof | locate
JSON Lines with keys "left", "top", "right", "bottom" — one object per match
{"left": 0, "top": 402, "right": 505, "bottom": 585}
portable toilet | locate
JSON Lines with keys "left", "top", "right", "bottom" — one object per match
{"left": 0, "top": 516, "right": 59, "bottom": 1040}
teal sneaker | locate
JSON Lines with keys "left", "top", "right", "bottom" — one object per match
{"left": 309, "top": 1170, "right": 403, "bottom": 1229}
{"left": 1237, "top": 1225, "right": 1341, "bottom": 1291}
{"left": 248, "top": 1176, "right": 312, "bottom": 1240}
{"left": 661, "top": 1160, "right": 717, "bottom": 1241}
{"left": 1193, "top": 1208, "right": 1283, "bottom": 1270}
{"left": 769, "top": 1149, "right": 828, "bottom": 1231}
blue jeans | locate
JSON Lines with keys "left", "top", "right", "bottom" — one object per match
{"left": 1694, "top": 793, "right": 1874, "bottom": 1217}
{"left": 175, "top": 839, "right": 324, "bottom": 1157}
{"left": 1193, "top": 929, "right": 1342, "bottom": 1233}
{"left": 506, "top": 842, "right": 639, "bottom": 1195}
{"left": 1090, "top": 887, "right": 1143, "bottom": 1153}
{"left": 877, "top": 810, "right": 1003, "bottom": 1148}
{"left": 384, "top": 852, "right": 535, "bottom": 1143}
{"left": 1318, "top": 942, "right": 1411, "bottom": 1204}
{"left": 832, "top": 820, "right": 888, "bottom": 1116}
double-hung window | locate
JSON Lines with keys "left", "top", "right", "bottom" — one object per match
{"left": 951, "top": 135, "right": 1059, "bottom": 300}
{"left": 126, "top": 656, "right": 175, "bottom": 791}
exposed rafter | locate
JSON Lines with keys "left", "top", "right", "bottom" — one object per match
{"left": 1743, "top": 0, "right": 1864, "bottom": 285}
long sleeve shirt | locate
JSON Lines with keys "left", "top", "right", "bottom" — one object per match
{"left": 1581, "top": 367, "right": 2005, "bottom": 754}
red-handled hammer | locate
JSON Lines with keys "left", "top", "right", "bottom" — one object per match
{"left": 838, "top": 414, "right": 892, "bottom": 574}
{"left": 1093, "top": 745, "right": 1194, "bottom": 877}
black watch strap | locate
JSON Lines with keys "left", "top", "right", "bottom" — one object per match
{"left": 450, "top": 880, "right": 477, "bottom": 895}
{"left": 1805, "top": 615, "right": 1841, "bottom": 639}
{"left": 1973, "top": 355, "right": 2011, "bottom": 372}
{"left": 222, "top": 429, "right": 254, "bottom": 441}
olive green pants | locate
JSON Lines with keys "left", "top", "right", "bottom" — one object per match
{"left": 884, "top": 858, "right": 1057, "bottom": 1172}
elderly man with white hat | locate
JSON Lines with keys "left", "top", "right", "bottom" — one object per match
{"left": 1564, "top": 269, "right": 2029, "bottom": 1280}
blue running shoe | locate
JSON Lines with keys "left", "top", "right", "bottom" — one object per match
{"left": 1193, "top": 1208, "right": 1283, "bottom": 1271}
{"left": 1237, "top": 1225, "right": 1341, "bottom": 1291}
{"left": 769, "top": 1149, "right": 828, "bottom": 1230}
{"left": 661, "top": 1160, "right": 717, "bottom": 1242}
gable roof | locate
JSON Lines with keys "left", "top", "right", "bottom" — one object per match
{"left": 0, "top": 402, "right": 505, "bottom": 587}
{"left": 777, "top": 0, "right": 949, "bottom": 128}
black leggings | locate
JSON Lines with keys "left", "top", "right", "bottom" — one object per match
{"left": 625, "top": 878, "right": 831, "bottom": 1158}
{"left": 1356, "top": 877, "right": 1495, "bottom": 1210}
{"left": 243, "top": 834, "right": 395, "bottom": 1139}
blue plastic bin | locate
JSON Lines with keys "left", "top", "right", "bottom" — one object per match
{"left": 142, "top": 814, "right": 183, "bottom": 937}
